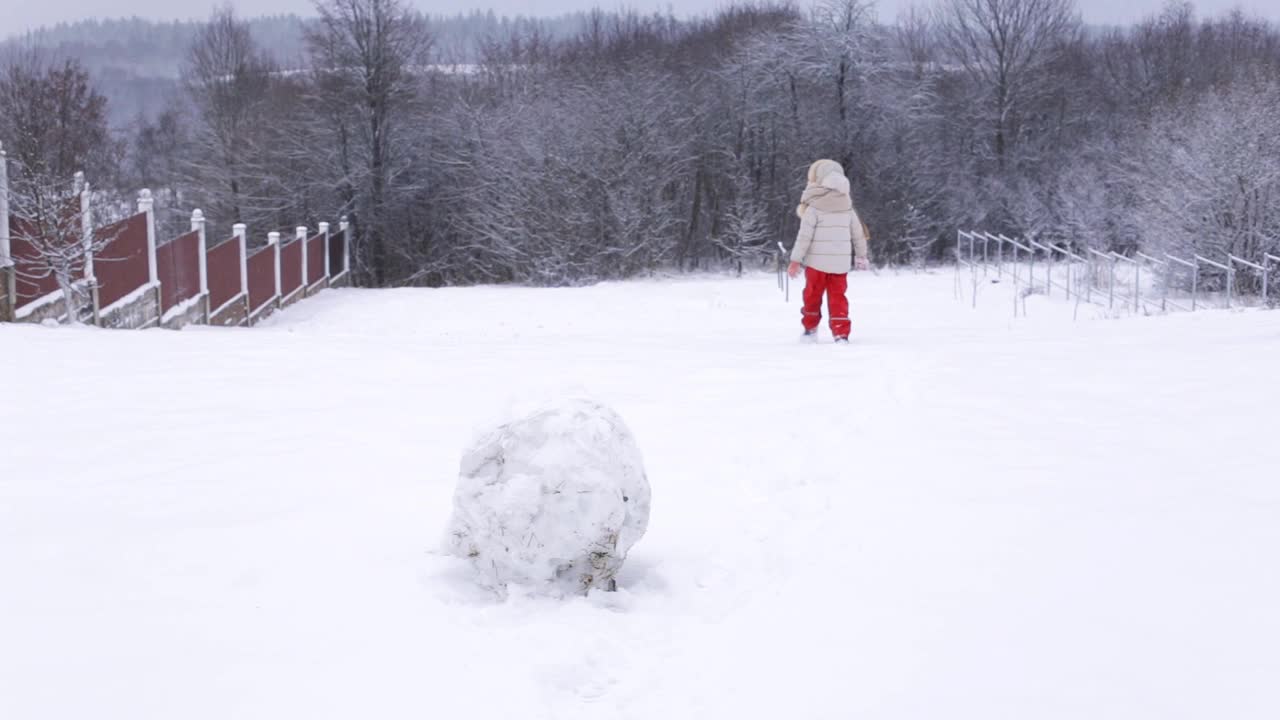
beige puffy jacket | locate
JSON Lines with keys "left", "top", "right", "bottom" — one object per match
{"left": 790, "top": 160, "right": 869, "bottom": 275}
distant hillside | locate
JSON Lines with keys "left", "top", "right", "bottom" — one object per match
{"left": 1, "top": 16, "right": 308, "bottom": 77}
{"left": 0, "top": 12, "right": 587, "bottom": 129}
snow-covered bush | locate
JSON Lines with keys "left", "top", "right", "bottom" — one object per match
{"left": 446, "top": 399, "right": 651, "bottom": 598}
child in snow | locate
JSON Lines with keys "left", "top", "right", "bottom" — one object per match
{"left": 787, "top": 159, "right": 870, "bottom": 342}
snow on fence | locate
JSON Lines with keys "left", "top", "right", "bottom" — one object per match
{"left": 0, "top": 142, "right": 8, "bottom": 319}
{"left": 329, "top": 220, "right": 350, "bottom": 284}
{"left": 0, "top": 152, "right": 350, "bottom": 327}
{"left": 954, "top": 230, "right": 1277, "bottom": 318}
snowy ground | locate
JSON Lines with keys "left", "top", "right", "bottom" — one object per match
{"left": 3, "top": 270, "right": 1278, "bottom": 719}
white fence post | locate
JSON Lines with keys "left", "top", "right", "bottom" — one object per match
{"left": 297, "top": 225, "right": 308, "bottom": 292}
{"left": 1195, "top": 255, "right": 1231, "bottom": 309}
{"left": 137, "top": 189, "right": 160, "bottom": 326}
{"left": 319, "top": 221, "right": 331, "bottom": 280}
{"left": 78, "top": 173, "right": 93, "bottom": 281}
{"left": 78, "top": 173, "right": 100, "bottom": 325}
{"left": 268, "top": 231, "right": 282, "bottom": 307}
{"left": 234, "top": 223, "right": 248, "bottom": 319}
{"left": 982, "top": 232, "right": 1000, "bottom": 279}
{"left": 998, "top": 234, "right": 1020, "bottom": 284}
{"left": 0, "top": 141, "right": 9, "bottom": 269}
{"left": 1001, "top": 234, "right": 1031, "bottom": 316}
{"left": 138, "top": 189, "right": 158, "bottom": 286}
{"left": 192, "top": 209, "right": 209, "bottom": 322}
{"left": 340, "top": 216, "right": 351, "bottom": 280}
{"left": 1228, "top": 255, "right": 1264, "bottom": 308}
{"left": 0, "top": 142, "right": 10, "bottom": 319}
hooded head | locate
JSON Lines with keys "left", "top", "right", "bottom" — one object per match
{"left": 797, "top": 159, "right": 852, "bottom": 217}
{"left": 807, "top": 159, "right": 844, "bottom": 185}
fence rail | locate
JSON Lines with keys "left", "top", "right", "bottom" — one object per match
{"left": 954, "top": 230, "right": 1277, "bottom": 318}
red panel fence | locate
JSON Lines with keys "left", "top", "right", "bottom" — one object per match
{"left": 329, "top": 228, "right": 346, "bottom": 278}
{"left": 9, "top": 215, "right": 60, "bottom": 309}
{"left": 307, "top": 233, "right": 325, "bottom": 286}
{"left": 206, "top": 237, "right": 243, "bottom": 313}
{"left": 94, "top": 212, "right": 150, "bottom": 310}
{"left": 280, "top": 238, "right": 303, "bottom": 298}
{"left": 157, "top": 231, "right": 200, "bottom": 315}
{"left": 247, "top": 244, "right": 277, "bottom": 314}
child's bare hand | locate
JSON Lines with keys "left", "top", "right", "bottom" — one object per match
{"left": 854, "top": 257, "right": 870, "bottom": 271}
{"left": 787, "top": 262, "right": 803, "bottom": 278}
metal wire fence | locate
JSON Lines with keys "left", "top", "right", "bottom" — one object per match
{"left": 954, "top": 231, "right": 1279, "bottom": 317}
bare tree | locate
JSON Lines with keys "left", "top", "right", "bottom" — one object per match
{"left": 130, "top": 108, "right": 192, "bottom": 239}
{"left": 0, "top": 52, "right": 118, "bottom": 184}
{"left": 306, "top": 0, "right": 433, "bottom": 285}
{"left": 181, "top": 4, "right": 276, "bottom": 231}
{"left": 934, "top": 0, "right": 1080, "bottom": 170}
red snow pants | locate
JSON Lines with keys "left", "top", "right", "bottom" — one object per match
{"left": 801, "top": 267, "right": 850, "bottom": 338}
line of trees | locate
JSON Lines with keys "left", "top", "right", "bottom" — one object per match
{"left": 5, "top": 0, "right": 1280, "bottom": 288}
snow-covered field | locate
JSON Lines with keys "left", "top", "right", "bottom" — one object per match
{"left": 3, "top": 271, "right": 1278, "bottom": 719}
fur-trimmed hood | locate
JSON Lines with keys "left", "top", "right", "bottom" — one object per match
{"left": 796, "top": 159, "right": 853, "bottom": 218}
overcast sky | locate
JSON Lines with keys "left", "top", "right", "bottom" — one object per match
{"left": 6, "top": 0, "right": 1279, "bottom": 38}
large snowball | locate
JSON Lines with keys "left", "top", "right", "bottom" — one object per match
{"left": 446, "top": 399, "right": 651, "bottom": 597}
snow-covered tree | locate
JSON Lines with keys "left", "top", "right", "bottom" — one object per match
{"left": 6, "top": 170, "right": 121, "bottom": 323}
{"left": 1127, "top": 81, "right": 1280, "bottom": 290}
{"left": 934, "top": 0, "right": 1080, "bottom": 171}
{"left": 0, "top": 53, "right": 123, "bottom": 322}
{"left": 0, "top": 53, "right": 118, "bottom": 187}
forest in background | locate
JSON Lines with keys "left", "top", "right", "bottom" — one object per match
{"left": 2, "top": 0, "right": 1279, "bottom": 288}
